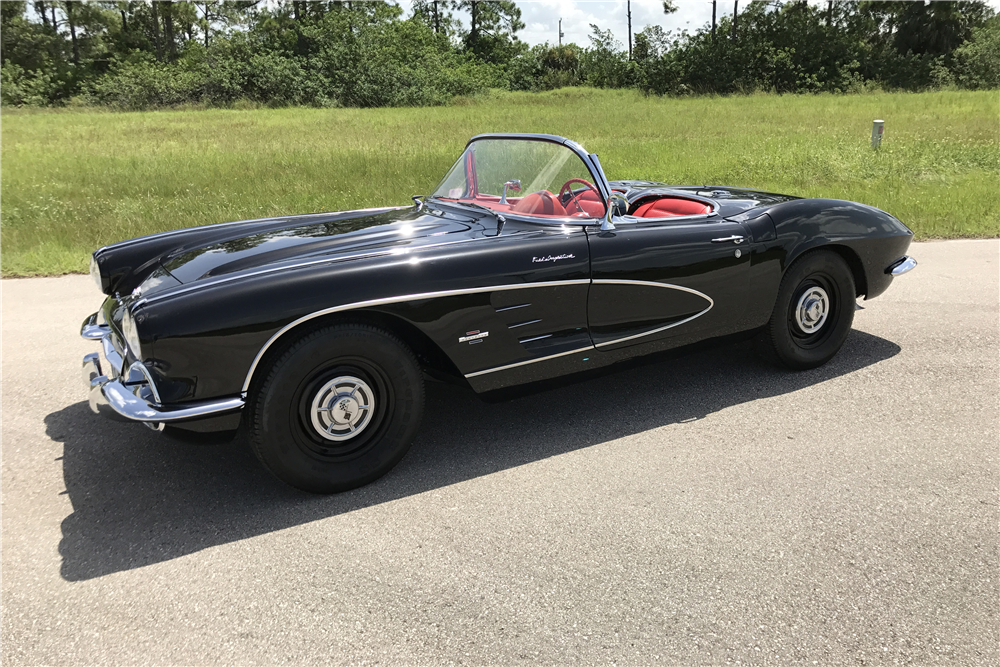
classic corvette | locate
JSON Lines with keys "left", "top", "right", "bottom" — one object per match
{"left": 82, "top": 133, "right": 916, "bottom": 493}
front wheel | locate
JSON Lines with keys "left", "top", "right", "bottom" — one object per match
{"left": 763, "top": 250, "right": 856, "bottom": 370}
{"left": 247, "top": 324, "right": 424, "bottom": 494}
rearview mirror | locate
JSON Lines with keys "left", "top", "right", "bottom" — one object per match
{"left": 602, "top": 193, "right": 629, "bottom": 231}
{"left": 500, "top": 179, "right": 522, "bottom": 205}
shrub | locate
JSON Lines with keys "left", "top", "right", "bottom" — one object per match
{"left": 86, "top": 59, "right": 205, "bottom": 110}
{"left": 952, "top": 17, "right": 1000, "bottom": 89}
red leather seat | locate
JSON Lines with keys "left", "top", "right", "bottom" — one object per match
{"left": 569, "top": 190, "right": 606, "bottom": 217}
{"left": 633, "top": 198, "right": 712, "bottom": 218}
{"left": 512, "top": 191, "right": 567, "bottom": 217}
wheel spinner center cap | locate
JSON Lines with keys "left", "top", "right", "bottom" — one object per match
{"left": 331, "top": 396, "right": 360, "bottom": 424}
{"left": 795, "top": 286, "right": 830, "bottom": 334}
{"left": 309, "top": 376, "right": 376, "bottom": 442}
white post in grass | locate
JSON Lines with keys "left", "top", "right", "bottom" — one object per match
{"left": 871, "top": 120, "right": 885, "bottom": 149}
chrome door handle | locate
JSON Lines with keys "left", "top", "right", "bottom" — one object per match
{"left": 711, "top": 235, "right": 745, "bottom": 244}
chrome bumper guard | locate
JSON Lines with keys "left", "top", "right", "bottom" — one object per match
{"left": 887, "top": 255, "right": 917, "bottom": 276}
{"left": 81, "top": 312, "right": 244, "bottom": 428}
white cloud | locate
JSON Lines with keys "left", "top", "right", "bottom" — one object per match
{"left": 398, "top": 0, "right": 1000, "bottom": 49}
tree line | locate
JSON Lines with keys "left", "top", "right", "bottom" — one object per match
{"left": 1, "top": 1, "right": 997, "bottom": 110}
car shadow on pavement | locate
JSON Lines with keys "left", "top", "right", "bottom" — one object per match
{"left": 50, "top": 330, "right": 900, "bottom": 581}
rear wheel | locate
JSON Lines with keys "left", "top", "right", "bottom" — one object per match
{"left": 763, "top": 250, "right": 855, "bottom": 370}
{"left": 247, "top": 324, "right": 424, "bottom": 494}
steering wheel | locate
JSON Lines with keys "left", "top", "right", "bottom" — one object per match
{"left": 558, "top": 179, "right": 602, "bottom": 216}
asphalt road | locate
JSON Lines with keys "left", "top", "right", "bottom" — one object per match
{"left": 2, "top": 240, "right": 997, "bottom": 666}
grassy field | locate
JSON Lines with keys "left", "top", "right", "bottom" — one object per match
{"left": 2, "top": 88, "right": 997, "bottom": 276}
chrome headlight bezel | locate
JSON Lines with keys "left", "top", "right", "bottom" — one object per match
{"left": 121, "top": 308, "right": 142, "bottom": 359}
{"left": 89, "top": 255, "right": 103, "bottom": 292}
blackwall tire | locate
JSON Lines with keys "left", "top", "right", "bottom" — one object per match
{"left": 247, "top": 324, "right": 424, "bottom": 494}
{"left": 764, "top": 250, "right": 855, "bottom": 370}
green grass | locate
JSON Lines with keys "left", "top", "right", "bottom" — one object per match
{"left": 2, "top": 88, "right": 998, "bottom": 276}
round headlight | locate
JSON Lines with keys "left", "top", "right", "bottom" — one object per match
{"left": 89, "top": 255, "right": 103, "bottom": 292}
{"left": 121, "top": 309, "right": 142, "bottom": 358}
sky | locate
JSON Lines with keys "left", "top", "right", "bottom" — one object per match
{"left": 398, "top": 0, "right": 1000, "bottom": 50}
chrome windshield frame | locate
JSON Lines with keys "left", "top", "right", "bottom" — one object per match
{"left": 429, "top": 134, "right": 613, "bottom": 227}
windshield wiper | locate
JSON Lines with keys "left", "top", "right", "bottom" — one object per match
{"left": 430, "top": 198, "right": 506, "bottom": 235}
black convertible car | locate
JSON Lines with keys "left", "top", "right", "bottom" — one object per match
{"left": 82, "top": 133, "right": 916, "bottom": 493}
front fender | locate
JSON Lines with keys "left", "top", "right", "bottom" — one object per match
{"left": 768, "top": 199, "right": 913, "bottom": 299}
{"left": 133, "top": 228, "right": 590, "bottom": 403}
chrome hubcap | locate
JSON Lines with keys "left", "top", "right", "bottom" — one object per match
{"left": 309, "top": 376, "right": 375, "bottom": 442}
{"left": 795, "top": 286, "right": 830, "bottom": 334}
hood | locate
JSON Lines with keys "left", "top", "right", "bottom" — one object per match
{"left": 610, "top": 181, "right": 800, "bottom": 218}
{"left": 157, "top": 206, "right": 481, "bottom": 287}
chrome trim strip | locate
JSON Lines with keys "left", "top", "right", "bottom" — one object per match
{"left": 508, "top": 319, "right": 542, "bottom": 329}
{"left": 592, "top": 279, "right": 715, "bottom": 303}
{"left": 888, "top": 256, "right": 917, "bottom": 276}
{"left": 590, "top": 279, "right": 714, "bottom": 348}
{"left": 464, "top": 345, "right": 594, "bottom": 379}
{"left": 241, "top": 279, "right": 592, "bottom": 394}
{"left": 495, "top": 303, "right": 531, "bottom": 312}
{"left": 518, "top": 334, "right": 552, "bottom": 343}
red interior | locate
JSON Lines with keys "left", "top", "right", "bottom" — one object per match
{"left": 440, "top": 189, "right": 605, "bottom": 219}
{"left": 512, "top": 191, "right": 566, "bottom": 216}
{"left": 571, "top": 190, "right": 606, "bottom": 217}
{"left": 440, "top": 194, "right": 710, "bottom": 220}
{"left": 632, "top": 197, "right": 712, "bottom": 218}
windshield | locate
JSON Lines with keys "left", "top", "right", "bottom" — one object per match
{"left": 431, "top": 139, "right": 606, "bottom": 220}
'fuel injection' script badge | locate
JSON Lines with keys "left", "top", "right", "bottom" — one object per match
{"left": 459, "top": 330, "right": 489, "bottom": 343}
{"left": 532, "top": 254, "right": 575, "bottom": 263}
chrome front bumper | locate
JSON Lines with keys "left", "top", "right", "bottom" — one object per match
{"left": 887, "top": 255, "right": 917, "bottom": 276}
{"left": 81, "top": 312, "right": 244, "bottom": 428}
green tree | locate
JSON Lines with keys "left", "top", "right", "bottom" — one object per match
{"left": 455, "top": 0, "right": 524, "bottom": 64}
{"left": 952, "top": 14, "right": 1000, "bottom": 88}
{"left": 411, "top": 0, "right": 456, "bottom": 37}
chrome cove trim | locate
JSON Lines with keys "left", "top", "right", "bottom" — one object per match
{"left": 466, "top": 279, "right": 713, "bottom": 377}
{"left": 591, "top": 279, "right": 714, "bottom": 348}
{"left": 241, "top": 279, "right": 593, "bottom": 395}
{"left": 241, "top": 277, "right": 715, "bottom": 388}
{"left": 464, "top": 345, "right": 594, "bottom": 379}
{"left": 888, "top": 256, "right": 917, "bottom": 276}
